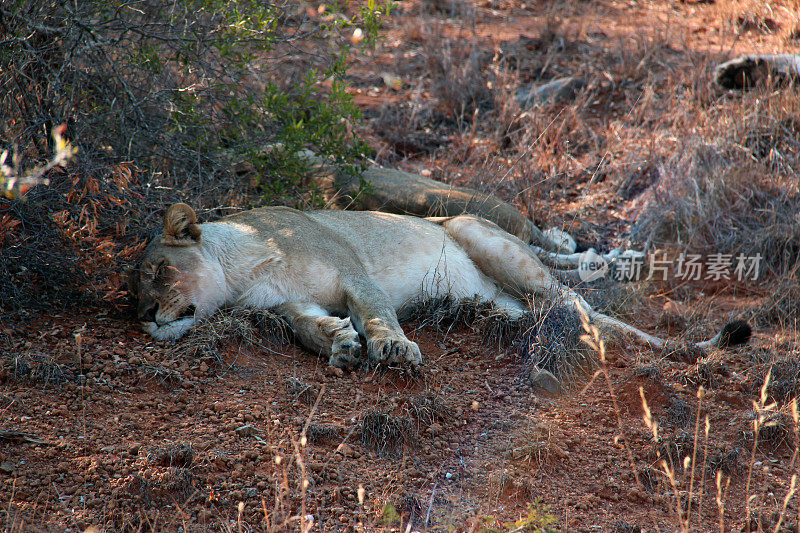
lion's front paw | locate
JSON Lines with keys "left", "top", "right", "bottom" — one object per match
{"left": 328, "top": 326, "right": 362, "bottom": 369}
{"left": 142, "top": 318, "right": 195, "bottom": 340}
{"left": 318, "top": 317, "right": 362, "bottom": 368}
{"left": 367, "top": 333, "right": 422, "bottom": 367}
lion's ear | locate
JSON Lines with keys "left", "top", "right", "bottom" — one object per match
{"left": 162, "top": 203, "right": 202, "bottom": 246}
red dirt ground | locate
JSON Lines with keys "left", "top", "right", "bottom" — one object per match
{"left": 2, "top": 307, "right": 791, "bottom": 531}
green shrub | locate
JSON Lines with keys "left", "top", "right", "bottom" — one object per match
{"left": 0, "top": 0, "right": 391, "bottom": 315}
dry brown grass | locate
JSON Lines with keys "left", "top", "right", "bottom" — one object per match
{"left": 714, "top": 0, "right": 797, "bottom": 39}
{"left": 360, "top": 411, "right": 415, "bottom": 456}
{"left": 176, "top": 308, "right": 292, "bottom": 365}
{"left": 383, "top": 5, "right": 800, "bottom": 285}
{"left": 400, "top": 295, "right": 594, "bottom": 383}
{"left": 753, "top": 268, "right": 800, "bottom": 328}
{"left": 630, "top": 85, "right": 800, "bottom": 278}
{"left": 579, "top": 308, "right": 800, "bottom": 532}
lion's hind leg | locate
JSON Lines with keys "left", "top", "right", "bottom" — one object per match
{"left": 437, "top": 215, "right": 558, "bottom": 300}
{"left": 275, "top": 302, "right": 362, "bottom": 368}
{"left": 437, "top": 215, "right": 670, "bottom": 348}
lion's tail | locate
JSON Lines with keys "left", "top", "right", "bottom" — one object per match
{"left": 577, "top": 297, "right": 752, "bottom": 352}
{"left": 695, "top": 320, "right": 752, "bottom": 350}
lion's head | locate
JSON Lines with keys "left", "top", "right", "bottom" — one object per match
{"left": 128, "top": 203, "right": 224, "bottom": 337}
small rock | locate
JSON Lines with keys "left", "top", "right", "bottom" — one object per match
{"left": 662, "top": 299, "right": 686, "bottom": 317}
{"left": 515, "top": 77, "right": 586, "bottom": 108}
{"left": 550, "top": 444, "right": 570, "bottom": 459}
{"left": 213, "top": 401, "right": 225, "bottom": 413}
{"left": 325, "top": 366, "right": 344, "bottom": 378}
{"left": 528, "top": 366, "right": 560, "bottom": 395}
{"left": 336, "top": 443, "right": 355, "bottom": 457}
{"left": 426, "top": 423, "right": 443, "bottom": 436}
{"left": 235, "top": 425, "right": 256, "bottom": 437}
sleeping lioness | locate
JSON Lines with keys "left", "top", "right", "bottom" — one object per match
{"left": 129, "top": 203, "right": 750, "bottom": 368}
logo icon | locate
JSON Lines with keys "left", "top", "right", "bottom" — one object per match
{"left": 577, "top": 250, "right": 609, "bottom": 282}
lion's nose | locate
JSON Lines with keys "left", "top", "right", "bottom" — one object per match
{"left": 140, "top": 303, "right": 158, "bottom": 323}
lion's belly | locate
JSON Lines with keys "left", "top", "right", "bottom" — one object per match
{"left": 337, "top": 215, "right": 502, "bottom": 308}
{"left": 368, "top": 240, "right": 502, "bottom": 309}
{"left": 301, "top": 210, "right": 507, "bottom": 309}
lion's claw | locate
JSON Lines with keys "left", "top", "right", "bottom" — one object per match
{"left": 320, "top": 317, "right": 362, "bottom": 369}
{"left": 367, "top": 334, "right": 422, "bottom": 367}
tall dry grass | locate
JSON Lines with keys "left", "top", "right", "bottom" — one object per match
{"left": 577, "top": 307, "right": 800, "bottom": 532}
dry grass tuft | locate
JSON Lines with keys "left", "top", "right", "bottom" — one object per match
{"left": 715, "top": 0, "right": 784, "bottom": 37}
{"left": 426, "top": 34, "right": 491, "bottom": 119}
{"left": 421, "top": 0, "right": 472, "bottom": 18}
{"left": 521, "top": 303, "right": 594, "bottom": 383}
{"left": 126, "top": 468, "right": 199, "bottom": 507}
{"left": 578, "top": 278, "right": 650, "bottom": 323}
{"left": 176, "top": 307, "right": 291, "bottom": 364}
{"left": 305, "top": 424, "right": 342, "bottom": 445}
{"left": 631, "top": 95, "right": 800, "bottom": 277}
{"left": 681, "top": 361, "right": 730, "bottom": 390}
{"left": 3, "top": 354, "right": 69, "bottom": 385}
{"left": 610, "top": 521, "right": 644, "bottom": 533}
{"left": 140, "top": 363, "right": 186, "bottom": 386}
{"left": 636, "top": 466, "right": 663, "bottom": 494}
{"left": 706, "top": 447, "right": 742, "bottom": 477}
{"left": 662, "top": 341, "right": 706, "bottom": 364}
{"left": 756, "top": 410, "right": 794, "bottom": 450}
{"left": 285, "top": 377, "right": 319, "bottom": 405}
{"left": 402, "top": 295, "right": 532, "bottom": 353}
{"left": 655, "top": 433, "right": 694, "bottom": 474}
{"left": 146, "top": 443, "right": 195, "bottom": 468}
{"left": 401, "top": 295, "right": 593, "bottom": 382}
{"left": 506, "top": 422, "right": 556, "bottom": 466}
{"left": 762, "top": 358, "right": 800, "bottom": 405}
{"left": 664, "top": 396, "right": 694, "bottom": 429}
{"left": 360, "top": 411, "right": 415, "bottom": 456}
{"left": 409, "top": 391, "right": 454, "bottom": 427}
{"left": 399, "top": 295, "right": 492, "bottom": 333}
{"left": 397, "top": 494, "right": 425, "bottom": 529}
{"left": 752, "top": 271, "right": 800, "bottom": 328}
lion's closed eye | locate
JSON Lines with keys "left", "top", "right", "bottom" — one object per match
{"left": 154, "top": 263, "right": 180, "bottom": 283}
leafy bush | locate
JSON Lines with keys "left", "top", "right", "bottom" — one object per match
{"left": 0, "top": 0, "right": 391, "bottom": 316}
{"left": 1, "top": 0, "right": 389, "bottom": 189}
